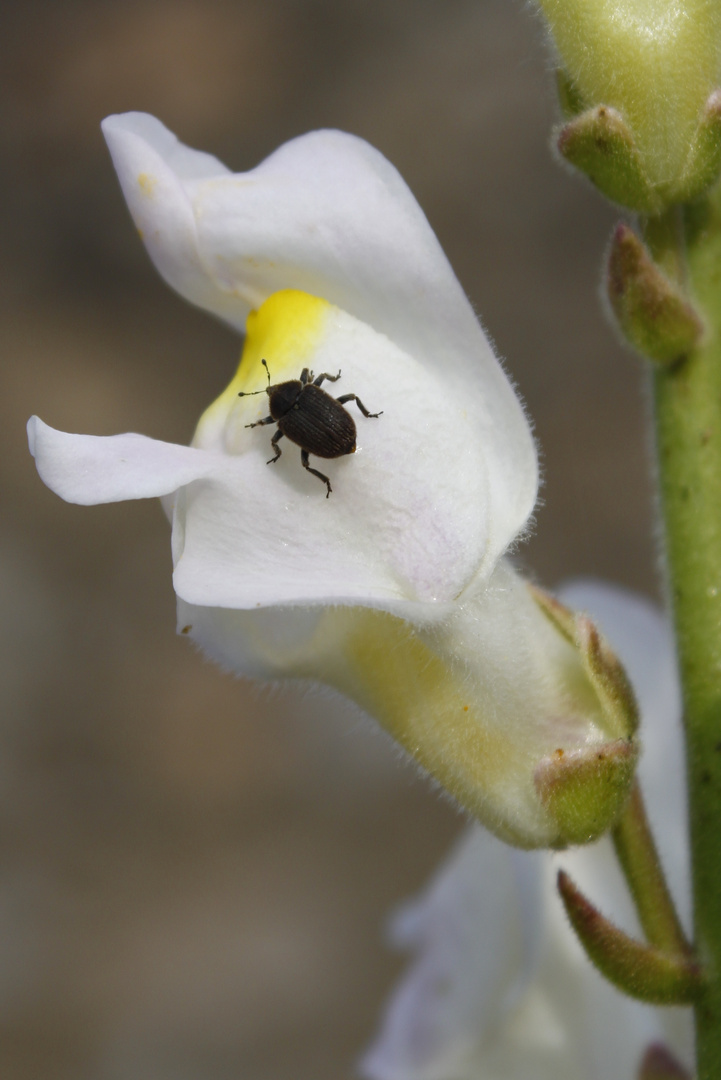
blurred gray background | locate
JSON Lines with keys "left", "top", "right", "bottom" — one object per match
{"left": 1, "top": 1, "right": 656, "bottom": 1077}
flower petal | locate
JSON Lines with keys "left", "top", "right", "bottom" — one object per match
{"left": 361, "top": 583, "right": 693, "bottom": 1080}
{"left": 27, "top": 416, "right": 214, "bottom": 504}
{"left": 359, "top": 829, "right": 543, "bottom": 1080}
{"left": 180, "top": 561, "right": 635, "bottom": 848}
{"left": 102, "top": 113, "right": 538, "bottom": 566}
{"left": 101, "top": 112, "right": 242, "bottom": 327}
{"left": 186, "top": 290, "right": 493, "bottom": 611}
{"left": 29, "top": 410, "right": 477, "bottom": 613}
{"left": 30, "top": 309, "right": 489, "bottom": 613}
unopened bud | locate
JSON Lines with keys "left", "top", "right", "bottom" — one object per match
{"left": 538, "top": 0, "right": 721, "bottom": 208}
{"left": 638, "top": 1043, "right": 692, "bottom": 1080}
{"left": 607, "top": 224, "right": 704, "bottom": 364}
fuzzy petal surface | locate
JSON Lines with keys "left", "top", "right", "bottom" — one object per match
{"left": 178, "top": 561, "right": 632, "bottom": 849}
{"left": 361, "top": 582, "right": 693, "bottom": 1080}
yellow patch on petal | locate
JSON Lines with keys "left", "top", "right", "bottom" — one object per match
{"left": 137, "top": 173, "right": 157, "bottom": 197}
{"left": 292, "top": 607, "right": 531, "bottom": 845}
{"left": 193, "top": 289, "right": 330, "bottom": 447}
{"left": 286, "top": 598, "right": 633, "bottom": 848}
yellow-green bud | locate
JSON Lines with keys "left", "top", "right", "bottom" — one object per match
{"left": 537, "top": 0, "right": 721, "bottom": 207}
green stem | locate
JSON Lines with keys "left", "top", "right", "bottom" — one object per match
{"left": 650, "top": 198, "right": 721, "bottom": 1079}
{"left": 612, "top": 782, "right": 691, "bottom": 957}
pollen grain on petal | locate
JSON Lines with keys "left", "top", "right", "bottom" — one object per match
{"left": 137, "top": 173, "right": 157, "bottom": 198}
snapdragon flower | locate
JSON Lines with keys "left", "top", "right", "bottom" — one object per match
{"left": 362, "top": 583, "right": 693, "bottom": 1080}
{"left": 29, "top": 114, "right": 637, "bottom": 848}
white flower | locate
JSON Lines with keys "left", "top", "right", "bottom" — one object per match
{"left": 32, "top": 112, "right": 537, "bottom": 615}
{"left": 28, "top": 114, "right": 636, "bottom": 848}
{"left": 361, "top": 582, "right": 693, "bottom": 1080}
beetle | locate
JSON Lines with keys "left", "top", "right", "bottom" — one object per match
{"left": 238, "top": 359, "right": 383, "bottom": 497}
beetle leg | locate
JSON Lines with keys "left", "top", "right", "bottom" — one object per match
{"left": 301, "top": 449, "right": 332, "bottom": 497}
{"left": 245, "top": 415, "right": 275, "bottom": 429}
{"left": 335, "top": 393, "right": 383, "bottom": 419}
{"left": 313, "top": 370, "right": 342, "bottom": 387}
{"left": 300, "top": 368, "right": 311, "bottom": 385}
{"left": 267, "top": 429, "right": 284, "bottom": 465}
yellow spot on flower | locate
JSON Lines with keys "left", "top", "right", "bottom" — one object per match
{"left": 194, "top": 289, "right": 330, "bottom": 445}
{"left": 137, "top": 173, "right": 157, "bottom": 197}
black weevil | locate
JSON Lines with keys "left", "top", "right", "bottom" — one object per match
{"left": 238, "top": 359, "right": 382, "bottom": 497}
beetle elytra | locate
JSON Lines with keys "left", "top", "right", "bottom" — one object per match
{"left": 238, "top": 359, "right": 382, "bottom": 496}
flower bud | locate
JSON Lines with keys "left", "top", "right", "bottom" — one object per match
{"left": 537, "top": 0, "right": 721, "bottom": 207}
{"left": 607, "top": 223, "right": 704, "bottom": 363}
{"left": 638, "top": 1043, "right": 692, "bottom": 1079}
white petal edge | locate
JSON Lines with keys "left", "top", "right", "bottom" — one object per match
{"left": 101, "top": 113, "right": 244, "bottom": 327}
{"left": 27, "top": 417, "right": 214, "bottom": 504}
{"left": 360, "top": 830, "right": 544, "bottom": 1080}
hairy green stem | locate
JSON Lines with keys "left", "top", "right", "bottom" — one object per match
{"left": 650, "top": 197, "right": 721, "bottom": 1078}
{"left": 612, "top": 782, "right": 691, "bottom": 957}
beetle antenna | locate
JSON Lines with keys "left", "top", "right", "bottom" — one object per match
{"left": 238, "top": 359, "right": 273, "bottom": 397}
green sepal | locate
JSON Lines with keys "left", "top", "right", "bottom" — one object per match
{"left": 577, "top": 613, "right": 640, "bottom": 738}
{"left": 555, "top": 68, "right": 587, "bottom": 121}
{"left": 677, "top": 89, "right": 721, "bottom": 205}
{"left": 536, "top": 739, "right": 637, "bottom": 846}
{"left": 556, "top": 105, "right": 661, "bottom": 213}
{"left": 607, "top": 224, "right": 704, "bottom": 365}
{"left": 531, "top": 585, "right": 639, "bottom": 738}
{"left": 557, "top": 870, "right": 703, "bottom": 1005}
{"left": 638, "top": 1043, "right": 692, "bottom": 1080}
{"left": 528, "top": 584, "right": 576, "bottom": 643}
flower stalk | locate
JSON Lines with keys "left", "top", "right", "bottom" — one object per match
{"left": 650, "top": 196, "right": 721, "bottom": 1078}
{"left": 611, "top": 783, "right": 691, "bottom": 957}
{"left": 535, "top": 0, "right": 721, "bottom": 1070}
{"left": 555, "top": 781, "right": 699, "bottom": 1006}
